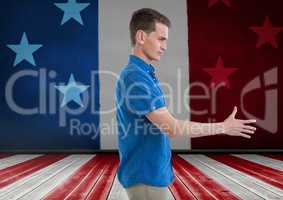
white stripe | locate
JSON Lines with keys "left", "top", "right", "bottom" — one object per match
{"left": 19, "top": 155, "right": 93, "bottom": 200}
{"left": 0, "top": 154, "right": 42, "bottom": 170}
{"left": 186, "top": 155, "right": 283, "bottom": 200}
{"left": 0, "top": 155, "right": 77, "bottom": 199}
{"left": 179, "top": 155, "right": 263, "bottom": 200}
{"left": 99, "top": 0, "right": 190, "bottom": 150}
{"left": 0, "top": 155, "right": 92, "bottom": 200}
{"left": 232, "top": 154, "right": 283, "bottom": 171}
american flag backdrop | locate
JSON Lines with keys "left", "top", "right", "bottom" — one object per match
{"left": 0, "top": 0, "right": 282, "bottom": 151}
{"left": 0, "top": 1, "right": 283, "bottom": 199}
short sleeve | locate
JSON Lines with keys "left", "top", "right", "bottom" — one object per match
{"left": 123, "top": 71, "right": 165, "bottom": 115}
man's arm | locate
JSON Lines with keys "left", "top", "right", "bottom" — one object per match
{"left": 146, "top": 106, "right": 257, "bottom": 138}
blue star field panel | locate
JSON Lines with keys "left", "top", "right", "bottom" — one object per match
{"left": 0, "top": 0, "right": 100, "bottom": 151}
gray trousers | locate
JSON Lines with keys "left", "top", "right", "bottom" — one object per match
{"left": 125, "top": 184, "right": 171, "bottom": 200}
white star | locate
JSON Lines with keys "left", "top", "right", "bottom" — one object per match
{"left": 7, "top": 32, "right": 42, "bottom": 66}
{"left": 55, "top": 74, "right": 89, "bottom": 107}
{"left": 54, "top": 0, "right": 90, "bottom": 25}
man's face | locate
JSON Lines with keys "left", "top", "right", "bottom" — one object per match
{"left": 141, "top": 23, "right": 168, "bottom": 62}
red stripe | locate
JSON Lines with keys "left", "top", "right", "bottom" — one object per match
{"left": 173, "top": 161, "right": 213, "bottom": 200}
{"left": 0, "top": 154, "right": 66, "bottom": 188}
{"left": 85, "top": 155, "right": 119, "bottom": 200}
{"left": 43, "top": 154, "right": 106, "bottom": 200}
{"left": 262, "top": 154, "right": 283, "bottom": 162}
{"left": 0, "top": 153, "right": 14, "bottom": 159}
{"left": 208, "top": 154, "right": 283, "bottom": 189}
{"left": 169, "top": 173, "right": 197, "bottom": 200}
{"left": 173, "top": 155, "right": 240, "bottom": 200}
{"left": 63, "top": 155, "right": 108, "bottom": 200}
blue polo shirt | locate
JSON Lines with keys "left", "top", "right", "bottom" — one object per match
{"left": 115, "top": 55, "right": 174, "bottom": 188}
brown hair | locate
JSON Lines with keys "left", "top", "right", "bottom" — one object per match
{"left": 129, "top": 8, "right": 171, "bottom": 46}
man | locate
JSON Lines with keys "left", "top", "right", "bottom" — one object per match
{"left": 115, "top": 8, "right": 257, "bottom": 200}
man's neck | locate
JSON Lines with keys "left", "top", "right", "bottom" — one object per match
{"left": 132, "top": 47, "right": 151, "bottom": 64}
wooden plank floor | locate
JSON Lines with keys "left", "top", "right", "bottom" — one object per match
{"left": 0, "top": 153, "right": 282, "bottom": 200}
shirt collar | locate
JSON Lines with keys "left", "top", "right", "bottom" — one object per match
{"left": 128, "top": 55, "right": 155, "bottom": 75}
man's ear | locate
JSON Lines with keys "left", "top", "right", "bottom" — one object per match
{"left": 135, "top": 30, "right": 146, "bottom": 45}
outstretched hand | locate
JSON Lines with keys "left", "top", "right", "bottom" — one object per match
{"left": 223, "top": 106, "right": 257, "bottom": 139}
